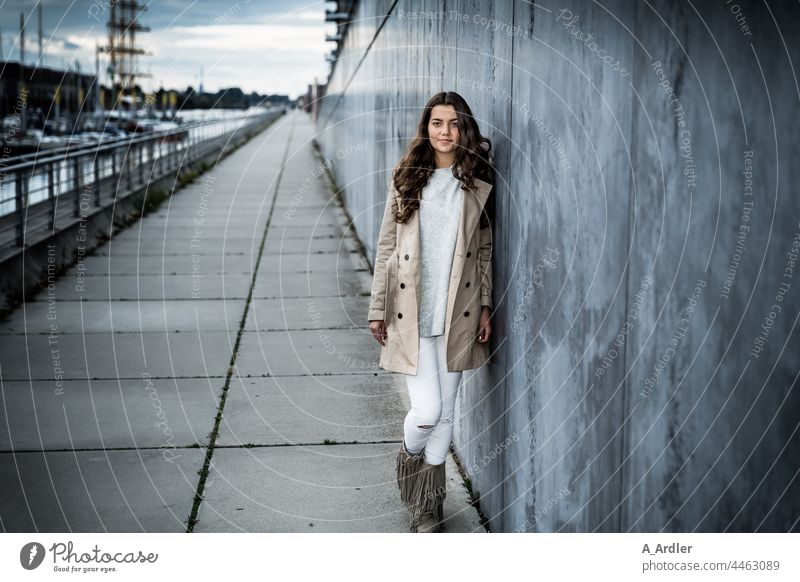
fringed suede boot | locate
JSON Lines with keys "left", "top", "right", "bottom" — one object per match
{"left": 408, "top": 460, "right": 446, "bottom": 533}
{"left": 395, "top": 440, "right": 424, "bottom": 508}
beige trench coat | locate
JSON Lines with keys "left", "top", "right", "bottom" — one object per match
{"left": 367, "top": 176, "right": 494, "bottom": 375}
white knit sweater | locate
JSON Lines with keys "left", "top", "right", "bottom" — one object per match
{"left": 418, "top": 166, "right": 462, "bottom": 337}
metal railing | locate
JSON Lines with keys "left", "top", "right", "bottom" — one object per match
{"left": 0, "top": 107, "right": 284, "bottom": 252}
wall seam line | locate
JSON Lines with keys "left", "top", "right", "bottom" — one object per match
{"left": 319, "top": 0, "right": 400, "bottom": 132}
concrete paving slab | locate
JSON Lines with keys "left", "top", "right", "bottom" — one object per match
{"left": 95, "top": 235, "right": 359, "bottom": 255}
{"left": 215, "top": 374, "right": 406, "bottom": 446}
{"left": 0, "top": 448, "right": 204, "bottom": 532}
{"left": 257, "top": 250, "right": 368, "bottom": 272}
{"left": 263, "top": 235, "right": 361, "bottom": 254}
{"left": 233, "top": 329, "right": 382, "bottom": 377}
{"left": 102, "top": 237, "right": 261, "bottom": 256}
{"left": 111, "top": 222, "right": 263, "bottom": 239}
{"left": 192, "top": 443, "right": 483, "bottom": 533}
{"left": 270, "top": 213, "right": 350, "bottom": 228}
{"left": 147, "top": 207, "right": 344, "bottom": 224}
{"left": 132, "top": 217, "right": 269, "bottom": 231}
{"left": 271, "top": 196, "right": 337, "bottom": 208}
{"left": 149, "top": 200, "right": 273, "bottom": 210}
{"left": 251, "top": 269, "right": 372, "bottom": 299}
{"left": 115, "top": 222, "right": 346, "bottom": 239}
{"left": 158, "top": 201, "right": 332, "bottom": 212}
{"left": 144, "top": 206, "right": 272, "bottom": 217}
{"left": 29, "top": 274, "right": 253, "bottom": 301}
{"left": 68, "top": 254, "right": 258, "bottom": 276}
{"left": 245, "top": 296, "right": 368, "bottom": 331}
{"left": 271, "top": 203, "right": 336, "bottom": 210}
{"left": 144, "top": 212, "right": 268, "bottom": 223}
{"left": 107, "top": 228, "right": 261, "bottom": 245}
{"left": 26, "top": 270, "right": 372, "bottom": 301}
{"left": 261, "top": 238, "right": 361, "bottom": 256}
{"left": 0, "top": 331, "right": 235, "bottom": 380}
{"left": 0, "top": 378, "right": 220, "bottom": 451}
{"left": 1, "top": 299, "right": 246, "bottom": 334}
{"left": 264, "top": 223, "right": 348, "bottom": 239}
{"left": 159, "top": 196, "right": 272, "bottom": 205}
{"left": 162, "top": 196, "right": 270, "bottom": 207}
{"left": 65, "top": 251, "right": 366, "bottom": 276}
{"left": 149, "top": 203, "right": 275, "bottom": 214}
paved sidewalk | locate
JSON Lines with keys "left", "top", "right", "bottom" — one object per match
{"left": 0, "top": 110, "right": 484, "bottom": 533}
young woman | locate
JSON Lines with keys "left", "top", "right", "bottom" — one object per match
{"left": 367, "top": 91, "right": 495, "bottom": 533}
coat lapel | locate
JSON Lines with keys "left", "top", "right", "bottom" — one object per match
{"left": 456, "top": 177, "right": 492, "bottom": 257}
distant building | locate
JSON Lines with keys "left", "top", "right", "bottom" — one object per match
{"left": 0, "top": 61, "right": 101, "bottom": 120}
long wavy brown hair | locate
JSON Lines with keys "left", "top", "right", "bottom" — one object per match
{"left": 391, "top": 91, "right": 495, "bottom": 228}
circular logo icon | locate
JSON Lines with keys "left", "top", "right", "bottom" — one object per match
{"left": 20, "top": 542, "right": 46, "bottom": 570}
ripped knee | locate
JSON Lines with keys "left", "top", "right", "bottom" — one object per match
{"left": 417, "top": 424, "right": 435, "bottom": 430}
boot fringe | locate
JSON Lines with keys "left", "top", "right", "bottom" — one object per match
{"left": 409, "top": 461, "right": 446, "bottom": 531}
{"left": 395, "top": 441, "right": 424, "bottom": 507}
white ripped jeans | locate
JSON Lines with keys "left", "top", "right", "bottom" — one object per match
{"left": 403, "top": 335, "right": 464, "bottom": 466}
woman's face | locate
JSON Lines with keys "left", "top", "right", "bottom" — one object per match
{"left": 427, "top": 104, "right": 460, "bottom": 156}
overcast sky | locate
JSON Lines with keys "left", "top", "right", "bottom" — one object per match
{"left": 0, "top": 0, "right": 334, "bottom": 98}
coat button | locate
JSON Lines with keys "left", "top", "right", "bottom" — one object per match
{"left": 404, "top": 254, "right": 409, "bottom": 260}
{"left": 400, "top": 282, "right": 405, "bottom": 289}
{"left": 466, "top": 251, "right": 471, "bottom": 257}
{"left": 465, "top": 281, "right": 470, "bottom": 288}
{"left": 398, "top": 313, "right": 403, "bottom": 319}
{"left": 464, "top": 311, "right": 470, "bottom": 317}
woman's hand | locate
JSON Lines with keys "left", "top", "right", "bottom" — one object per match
{"left": 477, "top": 306, "right": 492, "bottom": 343}
{"left": 369, "top": 320, "right": 387, "bottom": 346}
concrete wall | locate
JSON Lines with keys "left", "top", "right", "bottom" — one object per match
{"left": 315, "top": 0, "right": 800, "bottom": 532}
